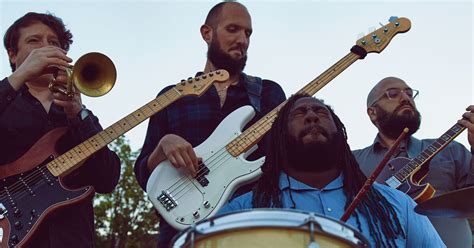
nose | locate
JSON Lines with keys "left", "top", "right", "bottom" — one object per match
{"left": 236, "top": 31, "right": 249, "bottom": 48}
{"left": 304, "top": 109, "right": 319, "bottom": 124}
{"left": 399, "top": 91, "right": 412, "bottom": 103}
{"left": 34, "top": 38, "right": 49, "bottom": 48}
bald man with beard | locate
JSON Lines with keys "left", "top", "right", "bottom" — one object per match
{"left": 353, "top": 76, "right": 474, "bottom": 247}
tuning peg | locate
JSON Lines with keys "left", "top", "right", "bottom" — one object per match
{"left": 389, "top": 16, "right": 399, "bottom": 23}
{"left": 379, "top": 22, "right": 389, "bottom": 33}
{"left": 357, "top": 32, "right": 365, "bottom": 39}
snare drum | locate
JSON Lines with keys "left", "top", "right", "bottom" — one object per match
{"left": 171, "top": 209, "right": 369, "bottom": 248}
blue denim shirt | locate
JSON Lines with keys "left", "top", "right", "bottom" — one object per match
{"left": 353, "top": 135, "right": 474, "bottom": 247}
{"left": 219, "top": 173, "right": 445, "bottom": 248}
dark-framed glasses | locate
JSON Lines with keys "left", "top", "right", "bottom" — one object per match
{"left": 371, "top": 88, "right": 419, "bottom": 106}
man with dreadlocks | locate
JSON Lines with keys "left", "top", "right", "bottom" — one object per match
{"left": 219, "top": 94, "right": 444, "bottom": 247}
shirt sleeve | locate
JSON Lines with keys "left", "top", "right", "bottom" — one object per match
{"left": 0, "top": 77, "right": 20, "bottom": 114}
{"left": 404, "top": 195, "right": 446, "bottom": 247}
{"left": 134, "top": 86, "right": 174, "bottom": 191}
{"left": 450, "top": 141, "right": 474, "bottom": 187}
{"left": 62, "top": 109, "right": 121, "bottom": 194}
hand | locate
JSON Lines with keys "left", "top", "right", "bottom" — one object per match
{"left": 458, "top": 105, "right": 474, "bottom": 149}
{"left": 8, "top": 46, "right": 72, "bottom": 90}
{"left": 148, "top": 134, "right": 200, "bottom": 176}
{"left": 52, "top": 71, "right": 83, "bottom": 118}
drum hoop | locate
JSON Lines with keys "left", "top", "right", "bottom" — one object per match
{"left": 171, "top": 209, "right": 370, "bottom": 247}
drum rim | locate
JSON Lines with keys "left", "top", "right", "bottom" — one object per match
{"left": 171, "top": 209, "right": 370, "bottom": 247}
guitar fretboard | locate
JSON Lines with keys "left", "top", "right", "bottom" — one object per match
{"left": 227, "top": 52, "right": 362, "bottom": 156}
{"left": 394, "top": 123, "right": 466, "bottom": 181}
{"left": 47, "top": 88, "right": 182, "bottom": 176}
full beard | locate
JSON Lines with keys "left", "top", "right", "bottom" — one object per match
{"left": 286, "top": 126, "right": 343, "bottom": 173}
{"left": 375, "top": 103, "right": 421, "bottom": 139}
{"left": 207, "top": 38, "right": 247, "bottom": 76}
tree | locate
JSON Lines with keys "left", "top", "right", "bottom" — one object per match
{"left": 94, "top": 136, "right": 159, "bottom": 247}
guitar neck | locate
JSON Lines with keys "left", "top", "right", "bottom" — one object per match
{"left": 395, "top": 123, "right": 466, "bottom": 181}
{"left": 227, "top": 52, "right": 362, "bottom": 156}
{"left": 47, "top": 88, "right": 183, "bottom": 176}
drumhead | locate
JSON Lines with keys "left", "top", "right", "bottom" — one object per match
{"left": 171, "top": 209, "right": 370, "bottom": 247}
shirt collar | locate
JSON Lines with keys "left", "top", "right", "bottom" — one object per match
{"left": 372, "top": 134, "right": 423, "bottom": 157}
{"left": 278, "top": 172, "right": 344, "bottom": 191}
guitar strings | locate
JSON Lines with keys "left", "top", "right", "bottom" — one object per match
{"left": 168, "top": 53, "right": 361, "bottom": 202}
{"left": 0, "top": 90, "right": 185, "bottom": 202}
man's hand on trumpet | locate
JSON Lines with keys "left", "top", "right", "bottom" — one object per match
{"left": 7, "top": 46, "right": 72, "bottom": 90}
{"left": 51, "top": 69, "right": 83, "bottom": 119}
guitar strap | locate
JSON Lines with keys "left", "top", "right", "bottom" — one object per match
{"left": 241, "top": 73, "right": 263, "bottom": 113}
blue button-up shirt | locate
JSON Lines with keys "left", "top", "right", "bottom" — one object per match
{"left": 353, "top": 135, "right": 474, "bottom": 247}
{"left": 219, "top": 173, "right": 445, "bottom": 248}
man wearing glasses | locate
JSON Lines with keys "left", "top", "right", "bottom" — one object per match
{"left": 353, "top": 76, "right": 474, "bottom": 247}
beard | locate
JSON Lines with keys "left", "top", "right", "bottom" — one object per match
{"left": 207, "top": 37, "right": 247, "bottom": 75}
{"left": 286, "top": 125, "right": 343, "bottom": 173}
{"left": 374, "top": 103, "right": 421, "bottom": 139}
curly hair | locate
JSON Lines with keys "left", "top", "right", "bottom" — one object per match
{"left": 3, "top": 12, "right": 73, "bottom": 71}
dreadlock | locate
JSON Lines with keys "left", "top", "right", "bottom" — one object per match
{"left": 252, "top": 94, "right": 406, "bottom": 247}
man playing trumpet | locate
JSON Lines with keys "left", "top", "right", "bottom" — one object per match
{"left": 1, "top": 12, "right": 120, "bottom": 246}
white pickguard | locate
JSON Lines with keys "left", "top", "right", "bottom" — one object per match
{"left": 146, "top": 105, "right": 265, "bottom": 230}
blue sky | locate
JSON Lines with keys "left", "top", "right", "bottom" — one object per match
{"left": 1, "top": 0, "right": 472, "bottom": 151}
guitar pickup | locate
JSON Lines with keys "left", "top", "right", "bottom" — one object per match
{"left": 158, "top": 191, "right": 178, "bottom": 211}
{"left": 195, "top": 164, "right": 210, "bottom": 187}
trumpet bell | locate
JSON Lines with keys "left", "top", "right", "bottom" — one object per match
{"left": 73, "top": 52, "right": 116, "bottom": 97}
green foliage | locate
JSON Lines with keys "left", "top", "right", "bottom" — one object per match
{"left": 94, "top": 136, "right": 159, "bottom": 247}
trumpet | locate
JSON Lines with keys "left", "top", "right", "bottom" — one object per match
{"left": 48, "top": 52, "right": 116, "bottom": 98}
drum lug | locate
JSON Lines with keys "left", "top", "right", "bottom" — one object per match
{"left": 305, "top": 213, "right": 321, "bottom": 248}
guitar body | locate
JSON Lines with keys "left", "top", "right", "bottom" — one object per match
{"left": 147, "top": 106, "right": 265, "bottom": 230}
{"left": 376, "top": 157, "right": 435, "bottom": 203}
{"left": 0, "top": 127, "right": 94, "bottom": 247}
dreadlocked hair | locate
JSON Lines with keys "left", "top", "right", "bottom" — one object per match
{"left": 252, "top": 93, "right": 406, "bottom": 247}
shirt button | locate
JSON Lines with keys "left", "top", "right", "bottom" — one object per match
{"left": 327, "top": 207, "right": 332, "bottom": 212}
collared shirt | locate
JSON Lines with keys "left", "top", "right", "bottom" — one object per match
{"left": 219, "top": 173, "right": 445, "bottom": 248}
{"left": 0, "top": 77, "right": 121, "bottom": 247}
{"left": 134, "top": 72, "right": 286, "bottom": 246}
{"left": 353, "top": 135, "right": 474, "bottom": 247}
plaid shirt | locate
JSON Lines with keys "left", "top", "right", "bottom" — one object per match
{"left": 134, "top": 72, "right": 286, "bottom": 190}
{"left": 134, "top": 72, "right": 285, "bottom": 246}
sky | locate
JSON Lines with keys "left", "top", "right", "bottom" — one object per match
{"left": 1, "top": 0, "right": 473, "bottom": 153}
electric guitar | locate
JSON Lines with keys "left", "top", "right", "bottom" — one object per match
{"left": 147, "top": 17, "right": 412, "bottom": 230}
{"left": 0, "top": 70, "right": 229, "bottom": 247}
{"left": 376, "top": 122, "right": 466, "bottom": 203}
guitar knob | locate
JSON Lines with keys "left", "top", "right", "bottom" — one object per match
{"left": 11, "top": 234, "right": 19, "bottom": 244}
{"left": 14, "top": 221, "right": 23, "bottom": 230}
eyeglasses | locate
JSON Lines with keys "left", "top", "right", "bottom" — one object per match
{"left": 370, "top": 88, "right": 419, "bottom": 106}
